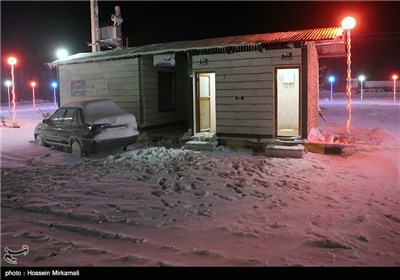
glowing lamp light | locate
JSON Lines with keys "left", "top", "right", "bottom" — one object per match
{"left": 7, "top": 57, "right": 17, "bottom": 65}
{"left": 30, "top": 81, "right": 37, "bottom": 107}
{"left": 7, "top": 56, "right": 18, "bottom": 127}
{"left": 5, "top": 80, "right": 12, "bottom": 87}
{"left": 51, "top": 82, "right": 58, "bottom": 107}
{"left": 341, "top": 17, "right": 356, "bottom": 30}
{"left": 341, "top": 16, "right": 356, "bottom": 138}
{"left": 393, "top": 74, "right": 398, "bottom": 102}
{"left": 56, "top": 49, "right": 69, "bottom": 59}
{"left": 328, "top": 76, "right": 335, "bottom": 101}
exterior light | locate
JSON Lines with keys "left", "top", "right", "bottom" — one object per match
{"left": 341, "top": 16, "right": 356, "bottom": 138}
{"left": 358, "top": 75, "right": 365, "bottom": 100}
{"left": 56, "top": 49, "right": 68, "bottom": 59}
{"left": 7, "top": 57, "right": 18, "bottom": 127}
{"left": 7, "top": 57, "right": 17, "bottom": 66}
{"left": 393, "top": 74, "right": 398, "bottom": 102}
{"left": 51, "top": 82, "right": 58, "bottom": 107}
{"left": 341, "top": 17, "right": 356, "bottom": 30}
{"left": 30, "top": 81, "right": 37, "bottom": 107}
{"left": 328, "top": 76, "right": 335, "bottom": 101}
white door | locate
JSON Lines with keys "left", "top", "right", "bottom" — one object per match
{"left": 196, "top": 73, "right": 216, "bottom": 133}
{"left": 276, "top": 68, "right": 300, "bottom": 137}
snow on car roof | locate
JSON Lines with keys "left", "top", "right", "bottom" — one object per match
{"left": 62, "top": 98, "right": 129, "bottom": 124}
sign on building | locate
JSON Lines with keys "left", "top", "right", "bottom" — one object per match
{"left": 154, "top": 54, "right": 175, "bottom": 67}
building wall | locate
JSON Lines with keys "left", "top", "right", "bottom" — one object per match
{"left": 139, "top": 54, "right": 187, "bottom": 128}
{"left": 192, "top": 48, "right": 302, "bottom": 138}
{"left": 306, "top": 41, "right": 319, "bottom": 136}
{"left": 58, "top": 59, "right": 141, "bottom": 121}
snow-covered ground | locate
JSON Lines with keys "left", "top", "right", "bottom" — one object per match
{"left": 1, "top": 97, "right": 399, "bottom": 267}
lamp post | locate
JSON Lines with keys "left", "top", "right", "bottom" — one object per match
{"left": 52, "top": 82, "right": 58, "bottom": 107}
{"left": 328, "top": 76, "right": 335, "bottom": 101}
{"left": 30, "top": 81, "right": 36, "bottom": 107}
{"left": 393, "top": 74, "right": 398, "bottom": 102}
{"left": 358, "top": 75, "right": 365, "bottom": 100}
{"left": 342, "top": 16, "right": 356, "bottom": 137}
{"left": 7, "top": 56, "right": 19, "bottom": 127}
{"left": 4, "top": 80, "right": 12, "bottom": 119}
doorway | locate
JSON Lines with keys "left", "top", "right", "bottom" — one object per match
{"left": 195, "top": 72, "right": 216, "bottom": 133}
{"left": 276, "top": 68, "right": 300, "bottom": 137}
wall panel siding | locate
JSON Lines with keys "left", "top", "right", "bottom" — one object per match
{"left": 193, "top": 49, "right": 301, "bottom": 137}
{"left": 140, "top": 54, "right": 186, "bottom": 127}
{"left": 58, "top": 59, "right": 140, "bottom": 121}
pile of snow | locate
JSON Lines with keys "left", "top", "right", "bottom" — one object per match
{"left": 102, "top": 147, "right": 204, "bottom": 173}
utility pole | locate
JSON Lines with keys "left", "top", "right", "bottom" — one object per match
{"left": 90, "top": 0, "right": 100, "bottom": 52}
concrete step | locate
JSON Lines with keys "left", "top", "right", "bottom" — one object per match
{"left": 264, "top": 144, "right": 305, "bottom": 158}
{"left": 184, "top": 140, "right": 218, "bottom": 151}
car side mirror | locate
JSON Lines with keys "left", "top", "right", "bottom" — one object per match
{"left": 43, "top": 119, "right": 51, "bottom": 124}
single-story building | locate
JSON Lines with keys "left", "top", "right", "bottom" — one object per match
{"left": 48, "top": 27, "right": 345, "bottom": 142}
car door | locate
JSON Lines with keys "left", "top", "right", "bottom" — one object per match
{"left": 58, "top": 108, "right": 77, "bottom": 145}
{"left": 42, "top": 108, "right": 67, "bottom": 144}
{"left": 63, "top": 107, "right": 88, "bottom": 143}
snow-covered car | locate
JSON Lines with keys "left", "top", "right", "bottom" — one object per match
{"left": 34, "top": 98, "right": 139, "bottom": 156}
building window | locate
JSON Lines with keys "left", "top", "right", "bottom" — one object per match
{"left": 158, "top": 72, "right": 176, "bottom": 112}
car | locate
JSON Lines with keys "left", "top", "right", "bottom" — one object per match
{"left": 34, "top": 98, "right": 139, "bottom": 156}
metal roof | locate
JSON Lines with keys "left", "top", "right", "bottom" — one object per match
{"left": 48, "top": 27, "right": 345, "bottom": 66}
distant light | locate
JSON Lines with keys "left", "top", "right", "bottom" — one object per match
{"left": 7, "top": 57, "right": 17, "bottom": 65}
{"left": 393, "top": 74, "right": 398, "bottom": 80}
{"left": 328, "top": 76, "right": 335, "bottom": 83}
{"left": 5, "top": 80, "right": 12, "bottom": 87}
{"left": 56, "top": 49, "right": 68, "bottom": 59}
{"left": 52, "top": 82, "right": 58, "bottom": 88}
{"left": 341, "top": 17, "right": 356, "bottom": 30}
{"left": 358, "top": 75, "right": 365, "bottom": 82}
{"left": 30, "top": 81, "right": 36, "bottom": 87}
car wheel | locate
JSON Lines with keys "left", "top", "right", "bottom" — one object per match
{"left": 35, "top": 135, "right": 46, "bottom": 146}
{"left": 71, "top": 140, "right": 84, "bottom": 157}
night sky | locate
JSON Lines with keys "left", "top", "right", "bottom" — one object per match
{"left": 1, "top": 1, "right": 400, "bottom": 100}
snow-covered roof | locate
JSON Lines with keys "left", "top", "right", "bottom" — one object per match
{"left": 48, "top": 27, "right": 344, "bottom": 67}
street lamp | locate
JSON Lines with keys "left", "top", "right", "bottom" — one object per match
{"left": 358, "top": 75, "right": 365, "bottom": 100}
{"left": 393, "top": 74, "right": 398, "bottom": 102}
{"left": 52, "top": 82, "right": 58, "bottom": 107}
{"left": 7, "top": 56, "right": 19, "bottom": 128}
{"left": 4, "top": 80, "right": 12, "bottom": 119}
{"left": 342, "top": 16, "right": 356, "bottom": 137}
{"left": 328, "top": 76, "right": 335, "bottom": 101}
{"left": 30, "top": 81, "right": 36, "bottom": 107}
